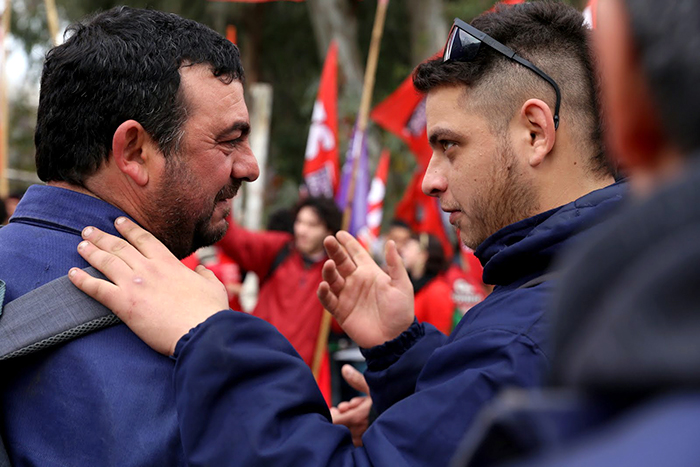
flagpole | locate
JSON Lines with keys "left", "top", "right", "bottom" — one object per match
{"left": 311, "top": 0, "right": 390, "bottom": 382}
{"left": 44, "top": 0, "right": 60, "bottom": 46}
{"left": 0, "top": 0, "right": 11, "bottom": 199}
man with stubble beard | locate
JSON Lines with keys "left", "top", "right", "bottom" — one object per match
{"left": 0, "top": 7, "right": 257, "bottom": 466}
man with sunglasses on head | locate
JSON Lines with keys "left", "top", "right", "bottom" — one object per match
{"left": 66, "top": 2, "right": 623, "bottom": 466}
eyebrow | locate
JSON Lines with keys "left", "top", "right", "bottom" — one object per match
{"left": 216, "top": 121, "right": 251, "bottom": 141}
{"left": 428, "top": 128, "right": 462, "bottom": 148}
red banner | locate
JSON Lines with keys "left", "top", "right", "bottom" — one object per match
{"left": 393, "top": 169, "right": 455, "bottom": 260}
{"left": 488, "top": 0, "right": 525, "bottom": 12}
{"left": 303, "top": 41, "right": 340, "bottom": 198}
{"left": 583, "top": 0, "right": 599, "bottom": 29}
{"left": 357, "top": 149, "right": 390, "bottom": 249}
{"left": 209, "top": 0, "right": 304, "bottom": 3}
{"left": 370, "top": 74, "right": 431, "bottom": 168}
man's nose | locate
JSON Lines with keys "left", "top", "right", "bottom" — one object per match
{"left": 233, "top": 145, "right": 260, "bottom": 182}
{"left": 421, "top": 155, "right": 447, "bottom": 197}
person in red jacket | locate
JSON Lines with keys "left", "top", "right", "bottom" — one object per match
{"left": 399, "top": 232, "right": 455, "bottom": 335}
{"left": 217, "top": 196, "right": 342, "bottom": 369}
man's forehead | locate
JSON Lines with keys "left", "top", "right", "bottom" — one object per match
{"left": 179, "top": 64, "right": 245, "bottom": 106}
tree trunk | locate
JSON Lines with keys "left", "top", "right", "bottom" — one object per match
{"left": 407, "top": 0, "right": 448, "bottom": 65}
{"left": 306, "top": 0, "right": 364, "bottom": 101}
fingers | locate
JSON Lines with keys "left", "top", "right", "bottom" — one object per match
{"left": 317, "top": 281, "right": 339, "bottom": 315}
{"left": 68, "top": 267, "right": 122, "bottom": 315}
{"left": 76, "top": 236, "right": 135, "bottom": 285}
{"left": 81, "top": 225, "right": 145, "bottom": 270}
{"left": 324, "top": 234, "right": 357, "bottom": 278}
{"left": 113, "top": 217, "right": 174, "bottom": 260}
{"left": 384, "top": 240, "right": 411, "bottom": 287}
{"left": 338, "top": 396, "right": 366, "bottom": 412}
{"left": 195, "top": 264, "right": 219, "bottom": 283}
{"left": 336, "top": 231, "right": 375, "bottom": 268}
{"left": 341, "top": 364, "right": 370, "bottom": 394}
{"left": 321, "top": 259, "right": 345, "bottom": 296}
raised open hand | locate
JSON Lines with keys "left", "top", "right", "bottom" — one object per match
{"left": 68, "top": 217, "right": 229, "bottom": 356}
{"left": 317, "top": 231, "right": 414, "bottom": 349}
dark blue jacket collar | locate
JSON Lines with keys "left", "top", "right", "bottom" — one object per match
{"left": 10, "top": 185, "right": 128, "bottom": 237}
{"left": 475, "top": 181, "right": 627, "bottom": 286}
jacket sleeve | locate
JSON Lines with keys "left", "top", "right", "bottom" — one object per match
{"left": 216, "top": 216, "right": 292, "bottom": 279}
{"left": 361, "top": 320, "right": 447, "bottom": 414}
{"left": 172, "top": 310, "right": 549, "bottom": 467}
{"left": 174, "top": 310, "right": 373, "bottom": 467}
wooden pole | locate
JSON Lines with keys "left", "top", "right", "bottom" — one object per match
{"left": 44, "top": 0, "right": 60, "bottom": 46}
{"left": 311, "top": 0, "right": 390, "bottom": 382}
{"left": 0, "top": 0, "right": 11, "bottom": 199}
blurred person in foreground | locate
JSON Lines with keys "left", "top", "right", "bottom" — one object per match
{"left": 0, "top": 7, "right": 258, "bottom": 466}
{"left": 453, "top": 0, "right": 700, "bottom": 465}
{"left": 68, "top": 2, "right": 624, "bottom": 465}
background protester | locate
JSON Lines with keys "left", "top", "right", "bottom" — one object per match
{"left": 216, "top": 196, "right": 341, "bottom": 403}
{"left": 399, "top": 232, "right": 454, "bottom": 334}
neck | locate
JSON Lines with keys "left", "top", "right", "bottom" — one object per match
{"left": 303, "top": 248, "right": 326, "bottom": 263}
{"left": 540, "top": 172, "right": 615, "bottom": 213}
{"left": 51, "top": 171, "right": 155, "bottom": 235}
{"left": 47, "top": 180, "right": 101, "bottom": 199}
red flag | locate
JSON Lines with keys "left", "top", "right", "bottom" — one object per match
{"left": 394, "top": 169, "right": 455, "bottom": 261}
{"left": 370, "top": 75, "right": 432, "bottom": 168}
{"left": 226, "top": 25, "right": 237, "bottom": 44}
{"left": 357, "top": 149, "right": 390, "bottom": 249}
{"left": 209, "top": 0, "right": 303, "bottom": 3}
{"left": 583, "top": 0, "right": 599, "bottom": 29}
{"left": 303, "top": 41, "right": 340, "bottom": 198}
{"left": 488, "top": 0, "right": 525, "bottom": 12}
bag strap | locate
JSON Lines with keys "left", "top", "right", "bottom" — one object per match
{"left": 263, "top": 242, "right": 293, "bottom": 284}
{"left": 0, "top": 267, "right": 120, "bottom": 361}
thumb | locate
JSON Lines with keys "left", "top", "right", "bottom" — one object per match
{"left": 342, "top": 364, "right": 370, "bottom": 394}
{"left": 385, "top": 240, "right": 410, "bottom": 288}
{"left": 194, "top": 264, "right": 218, "bottom": 282}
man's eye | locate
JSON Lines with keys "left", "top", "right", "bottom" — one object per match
{"left": 222, "top": 139, "right": 241, "bottom": 148}
{"left": 441, "top": 141, "right": 456, "bottom": 152}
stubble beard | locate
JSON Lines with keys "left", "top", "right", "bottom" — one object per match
{"left": 149, "top": 159, "right": 241, "bottom": 259}
{"left": 464, "top": 140, "right": 539, "bottom": 250}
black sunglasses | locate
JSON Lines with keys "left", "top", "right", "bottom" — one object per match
{"left": 443, "top": 18, "right": 561, "bottom": 130}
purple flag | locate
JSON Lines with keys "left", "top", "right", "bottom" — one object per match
{"left": 336, "top": 124, "right": 369, "bottom": 236}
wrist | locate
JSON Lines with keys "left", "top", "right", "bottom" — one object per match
{"left": 360, "top": 319, "right": 424, "bottom": 371}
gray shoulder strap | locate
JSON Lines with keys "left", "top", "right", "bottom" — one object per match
{"left": 0, "top": 267, "right": 120, "bottom": 361}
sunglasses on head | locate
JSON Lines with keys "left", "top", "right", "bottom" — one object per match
{"left": 443, "top": 18, "right": 561, "bottom": 130}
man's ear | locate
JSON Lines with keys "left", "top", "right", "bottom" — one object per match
{"left": 515, "top": 99, "right": 556, "bottom": 168}
{"left": 111, "top": 120, "right": 156, "bottom": 186}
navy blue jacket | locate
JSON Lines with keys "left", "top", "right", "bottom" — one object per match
{"left": 0, "top": 186, "right": 187, "bottom": 466}
{"left": 169, "top": 182, "right": 625, "bottom": 466}
{"left": 462, "top": 161, "right": 700, "bottom": 467}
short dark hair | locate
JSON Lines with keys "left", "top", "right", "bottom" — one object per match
{"left": 415, "top": 232, "right": 448, "bottom": 277}
{"left": 625, "top": 0, "right": 700, "bottom": 153}
{"left": 413, "top": 1, "right": 611, "bottom": 177}
{"left": 0, "top": 198, "right": 8, "bottom": 225}
{"left": 266, "top": 207, "right": 295, "bottom": 234}
{"left": 35, "top": 6, "right": 244, "bottom": 185}
{"left": 294, "top": 197, "right": 342, "bottom": 235}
